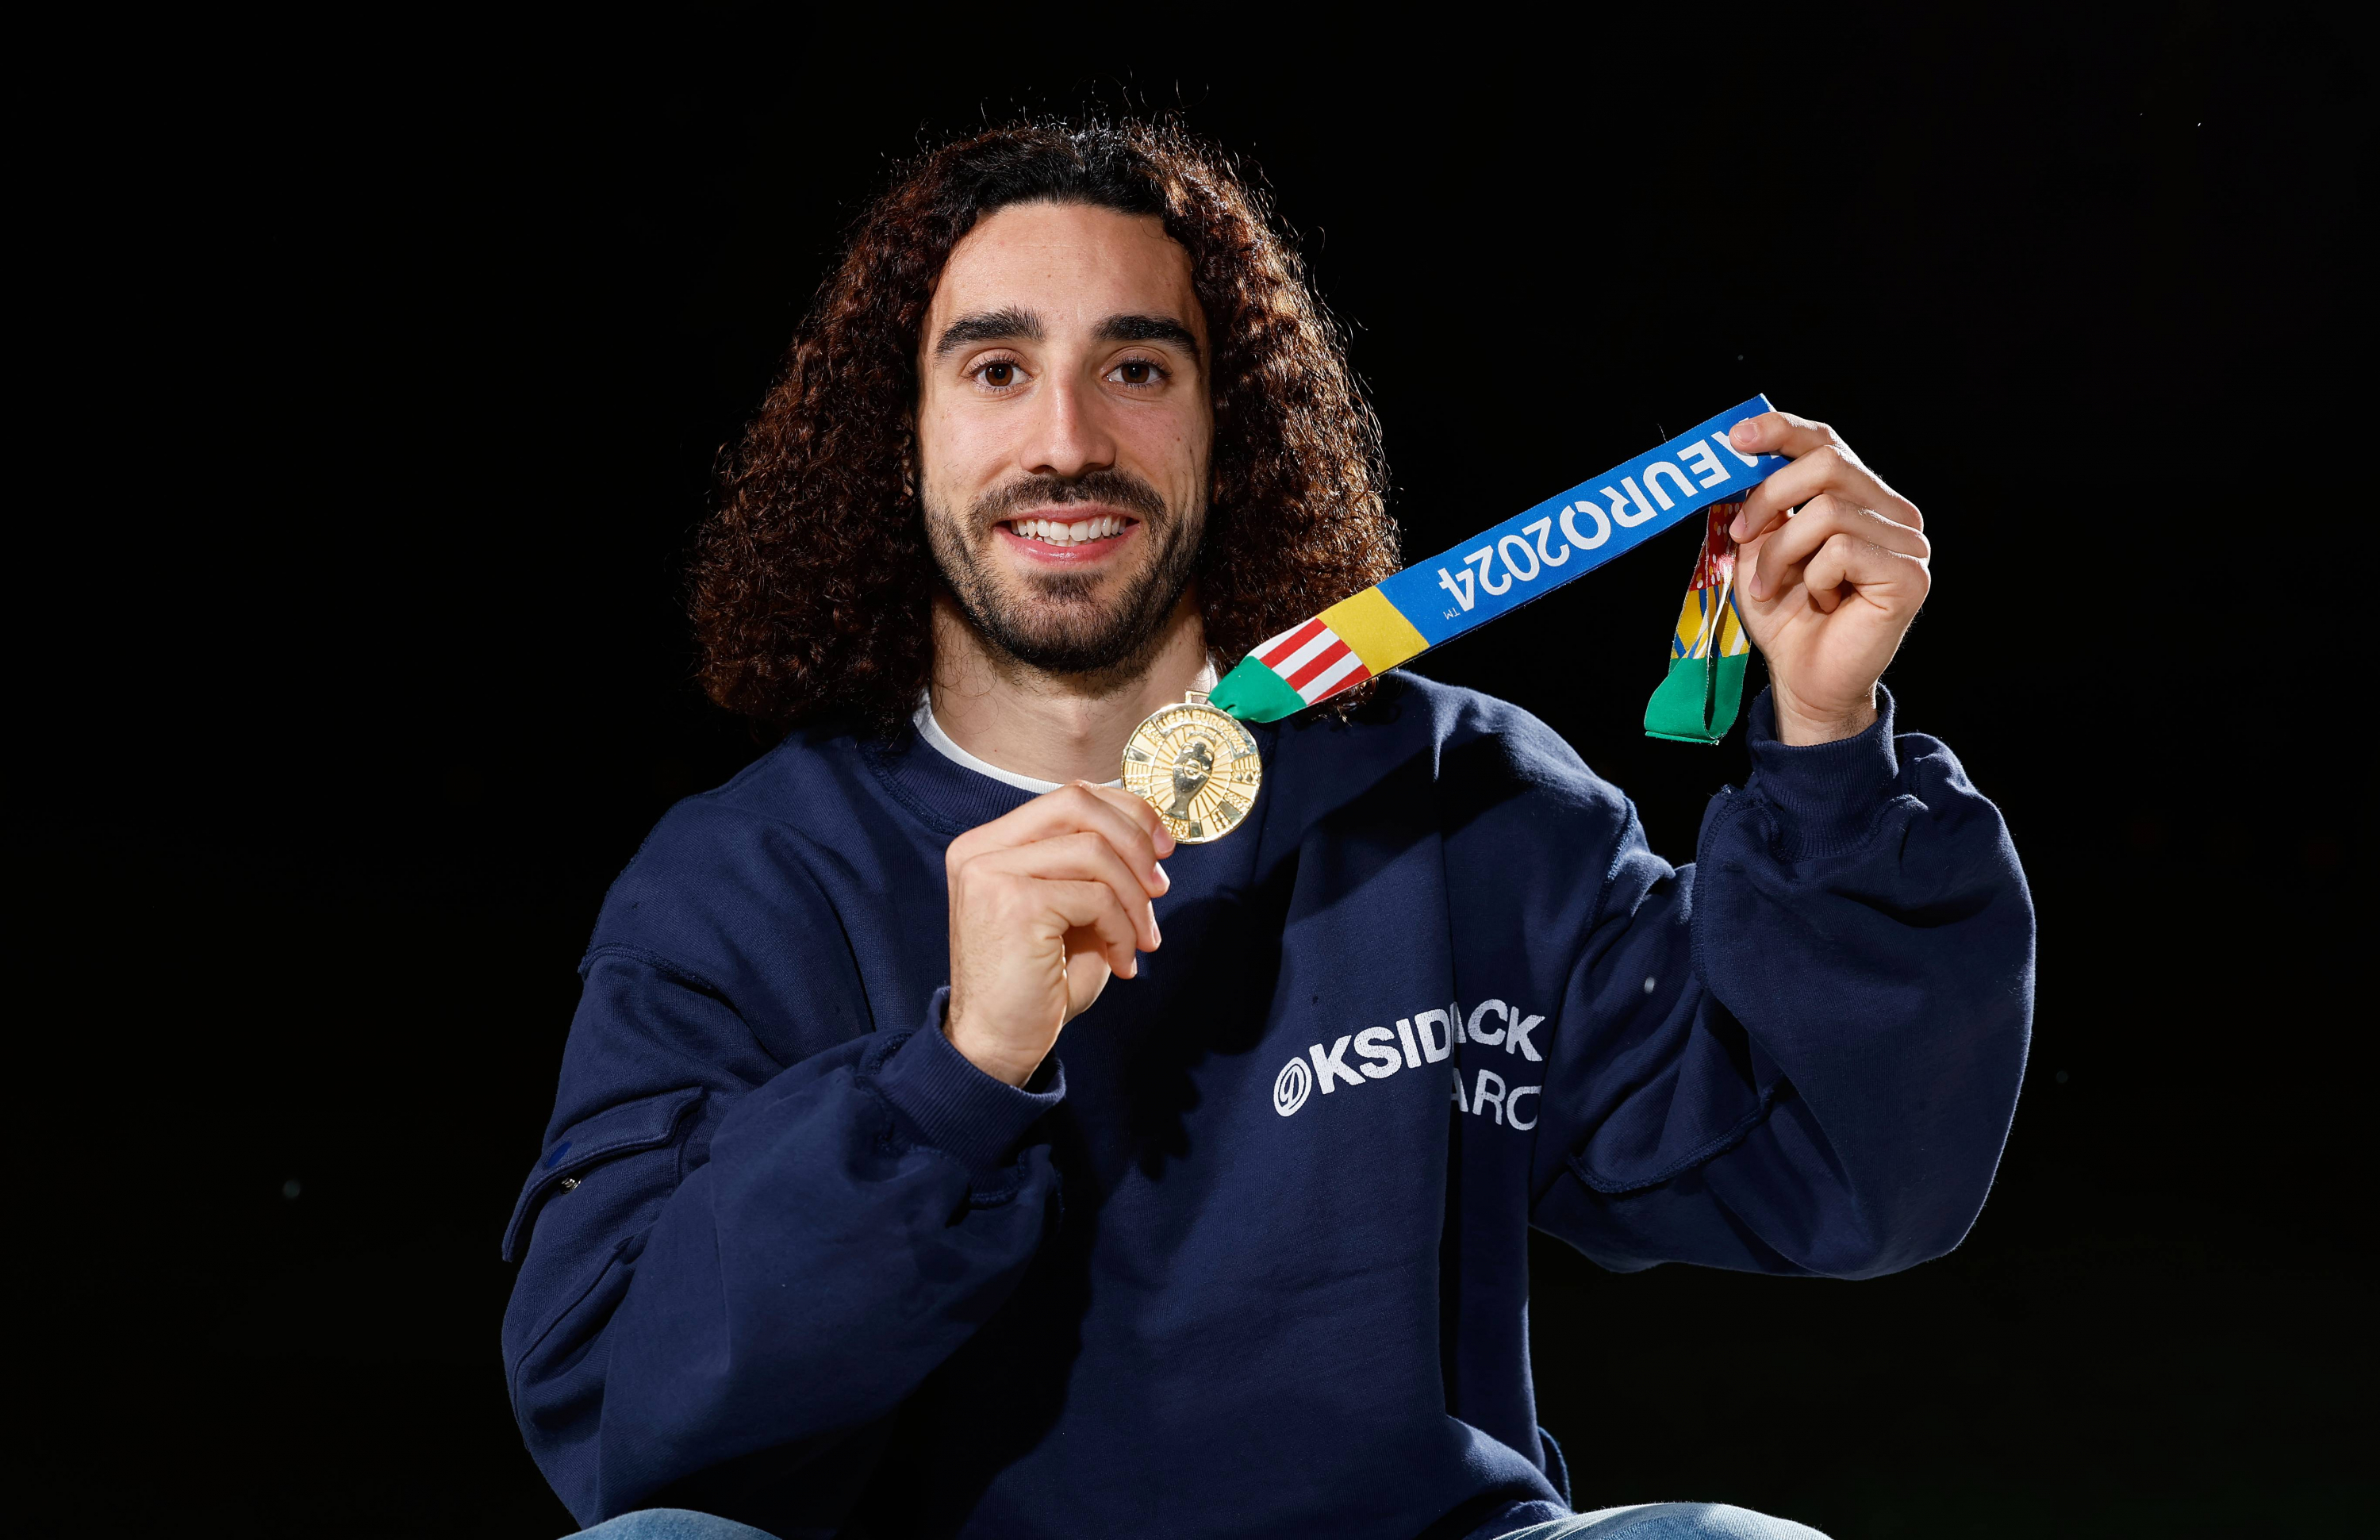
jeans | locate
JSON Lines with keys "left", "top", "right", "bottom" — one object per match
{"left": 1499, "top": 1505, "right": 1828, "bottom": 1538}
{"left": 574, "top": 1514, "right": 779, "bottom": 1540}
{"left": 573, "top": 1501, "right": 1828, "bottom": 1539}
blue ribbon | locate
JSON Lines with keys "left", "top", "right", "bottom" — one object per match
{"left": 1375, "top": 395, "right": 1789, "bottom": 648}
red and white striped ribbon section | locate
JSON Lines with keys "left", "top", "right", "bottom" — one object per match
{"left": 1250, "top": 616, "right": 1373, "bottom": 707}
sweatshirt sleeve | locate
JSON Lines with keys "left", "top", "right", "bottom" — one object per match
{"left": 1526, "top": 688, "right": 2034, "bottom": 1278}
{"left": 501, "top": 955, "right": 1062, "bottom": 1531}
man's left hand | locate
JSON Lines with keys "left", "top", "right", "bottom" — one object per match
{"left": 1726, "top": 411, "right": 1930, "bottom": 746}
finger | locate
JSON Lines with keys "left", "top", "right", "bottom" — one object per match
{"left": 1728, "top": 409, "right": 1838, "bottom": 461}
{"left": 1797, "top": 532, "right": 1932, "bottom": 616}
{"left": 953, "top": 783, "right": 1151, "bottom": 862}
{"left": 952, "top": 783, "right": 1170, "bottom": 893}
{"left": 977, "top": 834, "right": 1162, "bottom": 951}
{"left": 1749, "top": 497, "right": 1930, "bottom": 601}
{"left": 1727, "top": 434, "right": 1922, "bottom": 543}
{"left": 1038, "top": 878, "right": 1145, "bottom": 979}
{"left": 1733, "top": 444, "right": 1923, "bottom": 543}
{"left": 1070, "top": 780, "right": 1177, "bottom": 861}
{"left": 1042, "top": 782, "right": 1173, "bottom": 881}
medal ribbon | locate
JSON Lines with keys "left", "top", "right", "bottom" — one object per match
{"left": 1642, "top": 502, "right": 1753, "bottom": 744}
{"left": 1209, "top": 394, "right": 1788, "bottom": 739}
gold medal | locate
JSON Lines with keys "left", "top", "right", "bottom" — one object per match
{"left": 1121, "top": 690, "right": 1263, "bottom": 844}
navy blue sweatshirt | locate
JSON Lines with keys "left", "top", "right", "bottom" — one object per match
{"left": 501, "top": 679, "right": 2032, "bottom": 1539}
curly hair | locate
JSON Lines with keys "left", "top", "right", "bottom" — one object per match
{"left": 690, "top": 117, "right": 1399, "bottom": 735}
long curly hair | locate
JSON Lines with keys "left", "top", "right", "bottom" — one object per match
{"left": 690, "top": 118, "right": 1399, "bottom": 735}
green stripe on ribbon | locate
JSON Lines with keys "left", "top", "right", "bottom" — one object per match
{"left": 1643, "top": 651, "right": 1749, "bottom": 745}
{"left": 1209, "top": 657, "right": 1306, "bottom": 724}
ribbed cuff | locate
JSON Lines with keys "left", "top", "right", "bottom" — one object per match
{"left": 867, "top": 988, "right": 1065, "bottom": 1176}
{"left": 1743, "top": 686, "right": 1903, "bottom": 857}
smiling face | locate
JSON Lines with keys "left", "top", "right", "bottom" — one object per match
{"left": 915, "top": 201, "right": 1215, "bottom": 675}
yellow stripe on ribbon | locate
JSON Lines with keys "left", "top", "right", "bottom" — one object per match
{"left": 1672, "top": 593, "right": 1709, "bottom": 659}
{"left": 1716, "top": 586, "right": 1749, "bottom": 658}
{"left": 1321, "top": 586, "right": 1430, "bottom": 674}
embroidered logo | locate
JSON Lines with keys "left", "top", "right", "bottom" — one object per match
{"left": 1274, "top": 996, "right": 1545, "bottom": 1127}
{"left": 1273, "top": 1056, "right": 1312, "bottom": 1117}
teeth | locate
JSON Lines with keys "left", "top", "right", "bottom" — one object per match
{"left": 1011, "top": 514, "right": 1127, "bottom": 544}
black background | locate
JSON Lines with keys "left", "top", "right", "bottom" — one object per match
{"left": 25, "top": 6, "right": 2371, "bottom": 1536}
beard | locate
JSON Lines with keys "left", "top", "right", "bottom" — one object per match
{"left": 924, "top": 468, "right": 1205, "bottom": 676}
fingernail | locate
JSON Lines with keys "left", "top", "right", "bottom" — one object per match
{"left": 1150, "top": 917, "right": 1162, "bottom": 948}
{"left": 1730, "top": 419, "right": 1756, "bottom": 445}
{"left": 1729, "top": 515, "right": 1749, "bottom": 541}
{"left": 1153, "top": 860, "right": 1171, "bottom": 893}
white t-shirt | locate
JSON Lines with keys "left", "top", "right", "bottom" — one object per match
{"left": 911, "top": 696, "right": 1122, "bottom": 794}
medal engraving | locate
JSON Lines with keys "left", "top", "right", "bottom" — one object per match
{"left": 1121, "top": 693, "right": 1263, "bottom": 845}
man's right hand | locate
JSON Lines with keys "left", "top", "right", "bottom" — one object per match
{"left": 942, "top": 782, "right": 1175, "bottom": 1086}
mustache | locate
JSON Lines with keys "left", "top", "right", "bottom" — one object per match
{"left": 970, "top": 470, "right": 1169, "bottom": 525}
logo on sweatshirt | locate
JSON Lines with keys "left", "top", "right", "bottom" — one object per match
{"left": 1274, "top": 997, "right": 1544, "bottom": 1129}
{"left": 1273, "top": 1056, "right": 1312, "bottom": 1116}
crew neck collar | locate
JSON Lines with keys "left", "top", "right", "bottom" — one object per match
{"left": 862, "top": 725, "right": 1042, "bottom": 838}
{"left": 910, "top": 696, "right": 1122, "bottom": 796}
{"left": 858, "top": 699, "right": 1282, "bottom": 870}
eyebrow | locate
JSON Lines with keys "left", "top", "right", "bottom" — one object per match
{"left": 934, "top": 306, "right": 1043, "bottom": 358}
{"left": 931, "top": 307, "right": 1200, "bottom": 361}
{"left": 1096, "top": 313, "right": 1201, "bottom": 359}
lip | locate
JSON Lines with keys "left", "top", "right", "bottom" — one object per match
{"left": 992, "top": 506, "right": 1144, "bottom": 564}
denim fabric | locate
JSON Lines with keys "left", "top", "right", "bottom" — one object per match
{"left": 574, "top": 1509, "right": 780, "bottom": 1539}
{"left": 570, "top": 1499, "right": 1827, "bottom": 1539}
{"left": 1498, "top": 1503, "right": 1829, "bottom": 1539}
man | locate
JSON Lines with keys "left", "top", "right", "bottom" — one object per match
{"left": 504, "top": 121, "right": 2032, "bottom": 1540}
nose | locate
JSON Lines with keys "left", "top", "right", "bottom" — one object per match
{"left": 1022, "top": 371, "right": 1118, "bottom": 482}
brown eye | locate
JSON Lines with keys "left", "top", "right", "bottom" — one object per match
{"left": 982, "top": 362, "right": 1015, "bottom": 387}
{"left": 1117, "top": 361, "right": 1152, "bottom": 386}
